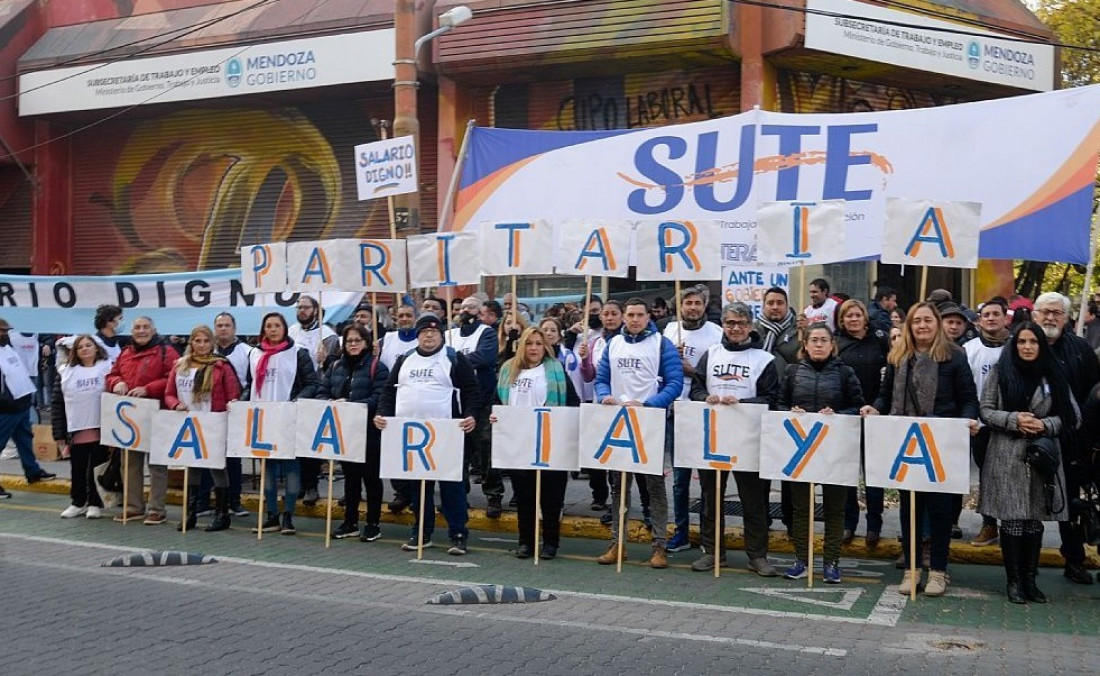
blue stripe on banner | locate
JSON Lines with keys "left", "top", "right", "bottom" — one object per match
{"left": 978, "top": 183, "right": 1094, "bottom": 264}
{"left": 461, "top": 126, "right": 637, "bottom": 189}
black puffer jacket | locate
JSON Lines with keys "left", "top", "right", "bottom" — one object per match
{"left": 777, "top": 356, "right": 864, "bottom": 414}
{"left": 317, "top": 354, "right": 389, "bottom": 415}
{"left": 836, "top": 330, "right": 889, "bottom": 404}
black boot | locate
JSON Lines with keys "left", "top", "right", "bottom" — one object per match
{"left": 1022, "top": 532, "right": 1048, "bottom": 603}
{"left": 177, "top": 490, "right": 199, "bottom": 532}
{"left": 1000, "top": 534, "right": 1026, "bottom": 604}
{"left": 205, "top": 488, "right": 231, "bottom": 532}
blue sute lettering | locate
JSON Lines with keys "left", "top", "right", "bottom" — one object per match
{"left": 694, "top": 127, "right": 755, "bottom": 211}
{"left": 627, "top": 136, "right": 687, "bottom": 214}
{"left": 761, "top": 125, "right": 820, "bottom": 200}
{"left": 823, "top": 124, "right": 877, "bottom": 201}
{"left": 616, "top": 358, "right": 644, "bottom": 369}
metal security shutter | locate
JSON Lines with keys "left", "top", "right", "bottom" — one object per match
{"left": 776, "top": 70, "right": 971, "bottom": 114}
{"left": 0, "top": 171, "right": 32, "bottom": 271}
{"left": 69, "top": 94, "right": 436, "bottom": 274}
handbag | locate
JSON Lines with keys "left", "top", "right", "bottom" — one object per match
{"left": 1023, "top": 436, "right": 1060, "bottom": 481}
{"left": 96, "top": 448, "right": 124, "bottom": 494}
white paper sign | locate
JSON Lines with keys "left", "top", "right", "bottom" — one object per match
{"left": 634, "top": 219, "right": 723, "bottom": 281}
{"left": 480, "top": 219, "right": 556, "bottom": 275}
{"left": 672, "top": 400, "right": 767, "bottom": 472}
{"left": 149, "top": 411, "right": 228, "bottom": 469}
{"left": 239, "top": 242, "right": 288, "bottom": 294}
{"left": 332, "top": 238, "right": 408, "bottom": 293}
{"left": 881, "top": 198, "right": 981, "bottom": 269}
{"left": 864, "top": 416, "right": 971, "bottom": 495}
{"left": 490, "top": 406, "right": 581, "bottom": 471}
{"left": 759, "top": 411, "right": 861, "bottom": 486}
{"left": 406, "top": 231, "right": 482, "bottom": 287}
{"left": 721, "top": 265, "right": 792, "bottom": 320}
{"left": 294, "top": 399, "right": 369, "bottom": 463}
{"left": 286, "top": 240, "right": 346, "bottom": 292}
{"left": 355, "top": 135, "right": 418, "bottom": 200}
{"left": 756, "top": 200, "right": 847, "bottom": 264}
{"left": 226, "top": 401, "right": 298, "bottom": 460}
{"left": 99, "top": 393, "right": 160, "bottom": 452}
{"left": 577, "top": 404, "right": 666, "bottom": 476}
{"left": 379, "top": 417, "right": 465, "bottom": 481}
{"left": 554, "top": 219, "right": 632, "bottom": 277}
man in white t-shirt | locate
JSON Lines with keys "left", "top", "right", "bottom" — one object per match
{"left": 661, "top": 285, "right": 722, "bottom": 554}
{"left": 288, "top": 295, "right": 338, "bottom": 506}
{"left": 801, "top": 277, "right": 838, "bottom": 333}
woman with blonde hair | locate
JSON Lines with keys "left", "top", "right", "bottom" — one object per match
{"left": 164, "top": 325, "right": 241, "bottom": 532}
{"left": 490, "top": 326, "right": 579, "bottom": 559}
{"left": 862, "top": 301, "right": 979, "bottom": 597}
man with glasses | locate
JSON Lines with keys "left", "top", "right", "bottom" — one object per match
{"left": 1034, "top": 292, "right": 1100, "bottom": 585}
{"left": 289, "top": 295, "right": 339, "bottom": 506}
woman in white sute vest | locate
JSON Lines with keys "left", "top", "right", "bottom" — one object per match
{"left": 52, "top": 335, "right": 113, "bottom": 519}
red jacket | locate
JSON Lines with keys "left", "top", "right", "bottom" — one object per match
{"left": 164, "top": 360, "right": 241, "bottom": 413}
{"left": 105, "top": 338, "right": 179, "bottom": 404}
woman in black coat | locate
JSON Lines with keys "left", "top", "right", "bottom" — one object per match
{"left": 320, "top": 323, "right": 389, "bottom": 542}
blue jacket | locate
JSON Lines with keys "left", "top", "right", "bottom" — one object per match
{"left": 594, "top": 320, "right": 683, "bottom": 410}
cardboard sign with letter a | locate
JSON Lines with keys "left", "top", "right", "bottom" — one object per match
{"left": 99, "top": 393, "right": 160, "bottom": 452}
{"left": 490, "top": 406, "right": 580, "bottom": 471}
{"left": 295, "top": 399, "right": 369, "bottom": 464}
{"left": 379, "top": 417, "right": 465, "bottom": 481}
{"left": 150, "top": 411, "right": 228, "bottom": 470}
{"left": 226, "top": 401, "right": 298, "bottom": 460}
{"left": 672, "top": 401, "right": 767, "bottom": 472}
{"left": 759, "top": 411, "right": 861, "bottom": 486}
{"left": 577, "top": 404, "right": 665, "bottom": 476}
{"left": 864, "top": 416, "right": 971, "bottom": 494}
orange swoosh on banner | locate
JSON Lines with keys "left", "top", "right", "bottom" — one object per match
{"left": 617, "top": 152, "right": 894, "bottom": 190}
{"left": 453, "top": 155, "right": 544, "bottom": 232}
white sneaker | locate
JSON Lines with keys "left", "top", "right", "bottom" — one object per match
{"left": 60, "top": 505, "right": 88, "bottom": 518}
{"left": 85, "top": 506, "right": 103, "bottom": 519}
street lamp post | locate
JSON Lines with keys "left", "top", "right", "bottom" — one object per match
{"left": 392, "top": 3, "right": 472, "bottom": 232}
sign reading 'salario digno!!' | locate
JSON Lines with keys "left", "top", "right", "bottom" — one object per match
{"left": 18, "top": 29, "right": 396, "bottom": 116}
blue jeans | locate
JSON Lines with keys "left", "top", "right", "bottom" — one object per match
{"left": 409, "top": 480, "right": 468, "bottom": 541}
{"left": 844, "top": 485, "right": 884, "bottom": 533}
{"left": 667, "top": 416, "right": 691, "bottom": 535}
{"left": 263, "top": 459, "right": 300, "bottom": 516}
{"left": 0, "top": 409, "right": 45, "bottom": 479}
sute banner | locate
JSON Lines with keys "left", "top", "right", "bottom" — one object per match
{"left": 226, "top": 401, "right": 298, "bottom": 460}
{"left": 294, "top": 399, "right": 369, "bottom": 463}
{"left": 99, "top": 393, "right": 160, "bottom": 452}
{"left": 759, "top": 411, "right": 861, "bottom": 486}
{"left": 240, "top": 242, "right": 288, "bottom": 294}
{"left": 406, "top": 231, "right": 482, "bottom": 287}
{"left": 756, "top": 200, "right": 847, "bottom": 264}
{"left": 490, "top": 406, "right": 581, "bottom": 471}
{"left": 634, "top": 220, "right": 723, "bottom": 281}
{"left": 150, "top": 411, "right": 228, "bottom": 470}
{"left": 354, "top": 135, "right": 418, "bottom": 201}
{"left": 672, "top": 401, "right": 768, "bottom": 472}
{"left": 335, "top": 238, "right": 408, "bottom": 293}
{"left": 863, "top": 416, "right": 971, "bottom": 494}
{"left": 881, "top": 198, "right": 981, "bottom": 269}
{"left": 554, "top": 219, "right": 632, "bottom": 278}
{"left": 480, "top": 219, "right": 556, "bottom": 276}
{"left": 379, "top": 417, "right": 465, "bottom": 481}
{"left": 577, "top": 404, "right": 666, "bottom": 476}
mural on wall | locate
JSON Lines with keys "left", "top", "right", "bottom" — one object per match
{"left": 72, "top": 102, "right": 391, "bottom": 274}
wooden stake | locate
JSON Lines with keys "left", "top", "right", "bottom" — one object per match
{"left": 181, "top": 467, "right": 189, "bottom": 534}
{"left": 122, "top": 448, "right": 130, "bottom": 526}
{"left": 370, "top": 292, "right": 379, "bottom": 339}
{"left": 714, "top": 469, "right": 722, "bottom": 579}
{"left": 511, "top": 274, "right": 519, "bottom": 327}
{"left": 325, "top": 459, "right": 335, "bottom": 549}
{"left": 417, "top": 479, "right": 427, "bottom": 560}
{"left": 919, "top": 266, "right": 930, "bottom": 303}
{"left": 807, "top": 482, "right": 815, "bottom": 589}
{"left": 534, "top": 469, "right": 542, "bottom": 566}
{"left": 616, "top": 470, "right": 628, "bottom": 573}
{"left": 910, "top": 491, "right": 918, "bottom": 601}
{"left": 257, "top": 458, "right": 266, "bottom": 541}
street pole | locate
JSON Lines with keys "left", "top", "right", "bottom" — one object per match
{"left": 392, "top": 0, "right": 420, "bottom": 232}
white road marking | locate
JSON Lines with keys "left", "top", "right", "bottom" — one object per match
{"left": 742, "top": 586, "right": 864, "bottom": 610}
{"left": 409, "top": 558, "right": 480, "bottom": 568}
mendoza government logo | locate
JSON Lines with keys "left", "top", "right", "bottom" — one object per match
{"left": 225, "top": 58, "right": 242, "bottom": 88}
{"left": 966, "top": 38, "right": 1037, "bottom": 81}
{"left": 227, "top": 47, "right": 319, "bottom": 88}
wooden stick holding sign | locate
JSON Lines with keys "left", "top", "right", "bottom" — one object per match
{"left": 325, "top": 459, "right": 336, "bottom": 549}
{"left": 417, "top": 480, "right": 427, "bottom": 560}
{"left": 534, "top": 470, "right": 542, "bottom": 566}
{"left": 912, "top": 265, "right": 930, "bottom": 601}
{"left": 714, "top": 469, "right": 722, "bottom": 578}
{"left": 807, "top": 483, "right": 815, "bottom": 588}
{"left": 123, "top": 450, "right": 130, "bottom": 526}
{"left": 182, "top": 468, "right": 189, "bottom": 534}
{"left": 257, "top": 458, "right": 266, "bottom": 541}
{"left": 616, "top": 470, "right": 628, "bottom": 574}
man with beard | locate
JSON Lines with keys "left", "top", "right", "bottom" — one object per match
{"left": 447, "top": 296, "right": 504, "bottom": 517}
{"left": 1033, "top": 292, "right": 1100, "bottom": 585}
{"left": 661, "top": 285, "right": 722, "bottom": 553}
{"left": 377, "top": 303, "right": 419, "bottom": 513}
{"left": 289, "top": 295, "right": 339, "bottom": 506}
{"left": 963, "top": 298, "right": 1011, "bottom": 547}
{"left": 0, "top": 317, "right": 56, "bottom": 498}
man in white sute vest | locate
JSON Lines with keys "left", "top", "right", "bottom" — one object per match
{"left": 288, "top": 295, "right": 338, "bottom": 506}
{"left": 375, "top": 303, "right": 419, "bottom": 513}
{"left": 374, "top": 314, "right": 481, "bottom": 555}
{"left": 594, "top": 298, "right": 683, "bottom": 569}
{"left": 212, "top": 311, "right": 254, "bottom": 518}
{"left": 661, "top": 284, "right": 723, "bottom": 554}
{"left": 688, "top": 302, "right": 781, "bottom": 575}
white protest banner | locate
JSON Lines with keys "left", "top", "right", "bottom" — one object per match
{"left": 759, "top": 411, "right": 861, "bottom": 486}
{"left": 554, "top": 219, "right": 632, "bottom": 277}
{"left": 863, "top": 416, "right": 971, "bottom": 494}
{"left": 577, "top": 404, "right": 666, "bottom": 476}
{"left": 480, "top": 219, "right": 556, "bottom": 275}
{"left": 406, "top": 231, "right": 481, "bottom": 287}
{"left": 756, "top": 200, "right": 847, "bottom": 264}
{"left": 672, "top": 401, "right": 767, "bottom": 472}
{"left": 634, "top": 220, "right": 723, "bottom": 281}
{"left": 355, "top": 135, "right": 417, "bottom": 201}
{"left": 490, "top": 406, "right": 581, "bottom": 471}
{"left": 240, "top": 242, "right": 288, "bottom": 294}
{"left": 99, "top": 393, "right": 160, "bottom": 452}
{"left": 379, "top": 417, "right": 465, "bottom": 481}
{"left": 294, "top": 399, "right": 369, "bottom": 464}
{"left": 286, "top": 240, "right": 345, "bottom": 292}
{"left": 226, "top": 401, "right": 298, "bottom": 460}
{"left": 332, "top": 238, "right": 408, "bottom": 293}
{"left": 149, "top": 411, "right": 228, "bottom": 469}
{"left": 881, "top": 198, "right": 981, "bottom": 269}
{"left": 721, "top": 265, "right": 792, "bottom": 319}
